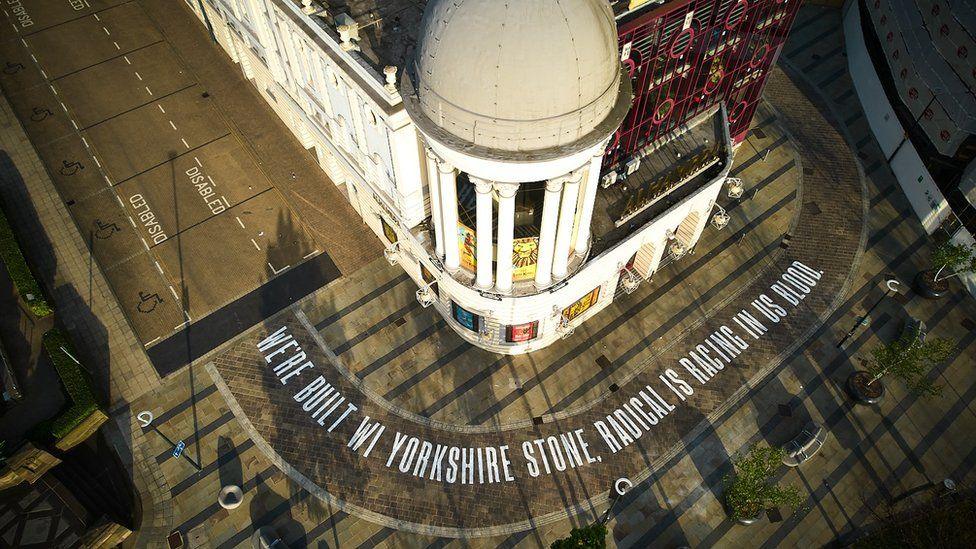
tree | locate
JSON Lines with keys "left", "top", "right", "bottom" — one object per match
{"left": 867, "top": 326, "right": 953, "bottom": 398}
{"left": 724, "top": 445, "right": 803, "bottom": 521}
{"left": 550, "top": 523, "right": 607, "bottom": 549}
{"left": 929, "top": 241, "right": 976, "bottom": 283}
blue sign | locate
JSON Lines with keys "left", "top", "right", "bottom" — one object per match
{"left": 173, "top": 440, "right": 186, "bottom": 458}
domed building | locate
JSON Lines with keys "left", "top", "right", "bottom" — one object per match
{"left": 187, "top": 0, "right": 764, "bottom": 353}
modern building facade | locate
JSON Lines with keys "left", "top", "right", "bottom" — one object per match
{"left": 185, "top": 0, "right": 799, "bottom": 353}
{"left": 844, "top": 0, "right": 976, "bottom": 294}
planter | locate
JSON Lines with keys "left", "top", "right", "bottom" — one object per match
{"left": 735, "top": 508, "right": 765, "bottom": 525}
{"left": 914, "top": 270, "right": 949, "bottom": 300}
{"left": 847, "top": 371, "right": 885, "bottom": 404}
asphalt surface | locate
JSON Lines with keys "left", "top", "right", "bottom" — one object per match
{"left": 0, "top": 0, "right": 339, "bottom": 373}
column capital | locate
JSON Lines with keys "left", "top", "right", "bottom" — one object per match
{"left": 437, "top": 160, "right": 455, "bottom": 174}
{"left": 425, "top": 147, "right": 439, "bottom": 160}
{"left": 472, "top": 177, "right": 495, "bottom": 195}
{"left": 545, "top": 179, "right": 564, "bottom": 193}
{"left": 494, "top": 182, "right": 519, "bottom": 199}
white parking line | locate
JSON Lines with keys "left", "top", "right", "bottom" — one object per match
{"left": 70, "top": 119, "right": 78, "bottom": 129}
{"left": 157, "top": 104, "right": 166, "bottom": 114}
{"left": 135, "top": 71, "right": 143, "bottom": 81}
{"left": 145, "top": 86, "right": 153, "bottom": 95}
{"left": 115, "top": 196, "right": 124, "bottom": 207}
{"left": 93, "top": 13, "right": 100, "bottom": 22}
{"left": 169, "top": 286, "right": 180, "bottom": 300}
{"left": 93, "top": 156, "right": 101, "bottom": 168}
{"left": 102, "top": 26, "right": 110, "bottom": 36}
{"left": 40, "top": 69, "right": 47, "bottom": 79}
{"left": 181, "top": 138, "right": 190, "bottom": 149}
{"left": 113, "top": 41, "right": 120, "bottom": 50}
{"left": 168, "top": 120, "right": 178, "bottom": 131}
{"left": 123, "top": 55, "right": 131, "bottom": 64}
{"left": 303, "top": 250, "right": 319, "bottom": 259}
{"left": 49, "top": 84, "right": 57, "bottom": 95}
{"left": 81, "top": 137, "right": 89, "bottom": 148}
{"left": 105, "top": 175, "right": 112, "bottom": 186}
{"left": 221, "top": 195, "right": 230, "bottom": 207}
{"left": 194, "top": 157, "right": 202, "bottom": 167}
{"left": 154, "top": 261, "right": 164, "bottom": 275}
{"left": 59, "top": 102, "right": 68, "bottom": 112}
{"left": 30, "top": 53, "right": 36, "bottom": 63}
{"left": 268, "top": 262, "right": 288, "bottom": 275}
{"left": 141, "top": 238, "right": 150, "bottom": 251}
{"left": 236, "top": 216, "right": 245, "bottom": 229}
{"left": 251, "top": 238, "right": 261, "bottom": 251}
{"left": 145, "top": 337, "right": 160, "bottom": 347}
{"left": 128, "top": 216, "right": 136, "bottom": 228}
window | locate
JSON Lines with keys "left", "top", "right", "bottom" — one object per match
{"left": 506, "top": 321, "right": 539, "bottom": 343}
{"left": 380, "top": 216, "right": 397, "bottom": 244}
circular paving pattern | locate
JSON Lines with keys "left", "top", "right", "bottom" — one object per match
{"left": 209, "top": 69, "right": 867, "bottom": 537}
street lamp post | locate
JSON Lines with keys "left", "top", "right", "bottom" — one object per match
{"left": 600, "top": 478, "right": 633, "bottom": 525}
{"left": 837, "top": 278, "right": 900, "bottom": 348}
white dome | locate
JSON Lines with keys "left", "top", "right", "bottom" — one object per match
{"left": 402, "top": 0, "right": 631, "bottom": 161}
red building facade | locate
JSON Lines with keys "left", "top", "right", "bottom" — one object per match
{"left": 605, "top": 0, "right": 802, "bottom": 172}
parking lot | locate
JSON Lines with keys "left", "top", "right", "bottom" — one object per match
{"left": 0, "top": 0, "right": 332, "bottom": 355}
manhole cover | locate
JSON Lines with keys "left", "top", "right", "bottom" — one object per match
{"left": 778, "top": 404, "right": 792, "bottom": 417}
{"left": 393, "top": 316, "right": 406, "bottom": 328}
{"left": 767, "top": 507, "right": 784, "bottom": 522}
{"left": 596, "top": 355, "right": 612, "bottom": 369}
{"left": 753, "top": 128, "right": 767, "bottom": 139}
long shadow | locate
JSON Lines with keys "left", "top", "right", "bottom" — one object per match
{"left": 0, "top": 150, "right": 137, "bottom": 528}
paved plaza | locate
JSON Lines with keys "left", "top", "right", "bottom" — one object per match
{"left": 1, "top": 2, "right": 975, "bottom": 548}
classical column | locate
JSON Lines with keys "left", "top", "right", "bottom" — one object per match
{"left": 425, "top": 149, "right": 444, "bottom": 258}
{"left": 474, "top": 178, "right": 494, "bottom": 289}
{"left": 552, "top": 172, "right": 582, "bottom": 279}
{"left": 438, "top": 162, "right": 460, "bottom": 271}
{"left": 574, "top": 155, "right": 603, "bottom": 255}
{"left": 534, "top": 179, "right": 563, "bottom": 287}
{"left": 494, "top": 183, "right": 518, "bottom": 292}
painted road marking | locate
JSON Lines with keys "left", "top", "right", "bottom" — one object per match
{"left": 71, "top": 119, "right": 78, "bottom": 129}
{"left": 128, "top": 216, "right": 136, "bottom": 228}
{"left": 49, "top": 84, "right": 57, "bottom": 95}
{"left": 124, "top": 55, "right": 130, "bottom": 64}
{"left": 93, "top": 156, "right": 101, "bottom": 168}
{"left": 102, "top": 26, "right": 110, "bottom": 36}
{"left": 141, "top": 238, "right": 150, "bottom": 251}
{"left": 104, "top": 175, "right": 112, "bottom": 185}
{"left": 236, "top": 216, "right": 245, "bottom": 229}
{"left": 81, "top": 137, "right": 89, "bottom": 148}
{"left": 169, "top": 120, "right": 178, "bottom": 131}
{"left": 268, "top": 262, "right": 288, "bottom": 275}
{"left": 303, "top": 250, "right": 319, "bottom": 259}
{"left": 30, "top": 53, "right": 36, "bottom": 63}
{"left": 181, "top": 138, "right": 189, "bottom": 149}
{"left": 115, "top": 195, "right": 124, "bottom": 207}
{"left": 169, "top": 286, "right": 179, "bottom": 300}
{"left": 113, "top": 41, "right": 120, "bottom": 50}
{"left": 251, "top": 239, "right": 261, "bottom": 251}
{"left": 158, "top": 104, "right": 166, "bottom": 114}
{"left": 135, "top": 71, "right": 142, "bottom": 81}
{"left": 145, "top": 86, "right": 153, "bottom": 95}
{"left": 194, "top": 157, "right": 202, "bottom": 167}
{"left": 60, "top": 102, "right": 68, "bottom": 112}
{"left": 145, "top": 337, "right": 160, "bottom": 347}
{"left": 40, "top": 69, "right": 47, "bottom": 79}
{"left": 93, "top": 13, "right": 100, "bottom": 22}
{"left": 155, "top": 261, "right": 164, "bottom": 275}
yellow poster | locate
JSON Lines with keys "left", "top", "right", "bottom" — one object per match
{"left": 512, "top": 237, "right": 539, "bottom": 281}
{"left": 459, "top": 223, "right": 476, "bottom": 271}
{"left": 563, "top": 287, "right": 601, "bottom": 321}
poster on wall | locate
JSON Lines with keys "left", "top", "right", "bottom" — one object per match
{"left": 380, "top": 216, "right": 398, "bottom": 245}
{"left": 459, "top": 223, "right": 477, "bottom": 271}
{"left": 512, "top": 237, "right": 539, "bottom": 281}
{"left": 506, "top": 321, "right": 539, "bottom": 343}
{"left": 563, "top": 287, "right": 601, "bottom": 322}
{"left": 452, "top": 302, "right": 480, "bottom": 333}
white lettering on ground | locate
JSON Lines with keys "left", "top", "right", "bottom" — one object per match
{"left": 128, "top": 194, "right": 167, "bottom": 244}
{"left": 185, "top": 165, "right": 228, "bottom": 215}
{"left": 7, "top": 0, "right": 33, "bottom": 27}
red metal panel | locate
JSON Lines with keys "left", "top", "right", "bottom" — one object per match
{"left": 606, "top": 0, "right": 802, "bottom": 172}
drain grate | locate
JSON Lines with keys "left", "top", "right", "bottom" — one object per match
{"left": 596, "top": 355, "right": 612, "bottom": 369}
{"left": 753, "top": 128, "right": 767, "bottom": 140}
{"left": 609, "top": 383, "right": 620, "bottom": 393}
{"left": 533, "top": 416, "right": 544, "bottom": 426}
{"left": 778, "top": 404, "right": 793, "bottom": 417}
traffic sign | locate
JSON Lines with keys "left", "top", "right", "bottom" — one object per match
{"left": 173, "top": 440, "right": 186, "bottom": 458}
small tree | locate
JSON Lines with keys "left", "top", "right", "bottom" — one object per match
{"left": 724, "top": 445, "right": 803, "bottom": 521}
{"left": 867, "top": 326, "right": 953, "bottom": 397}
{"left": 550, "top": 523, "right": 607, "bottom": 549}
{"left": 930, "top": 242, "right": 976, "bottom": 283}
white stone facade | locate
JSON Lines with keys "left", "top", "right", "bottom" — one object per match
{"left": 186, "top": 0, "right": 729, "bottom": 354}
